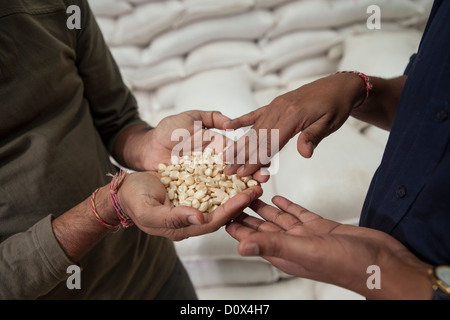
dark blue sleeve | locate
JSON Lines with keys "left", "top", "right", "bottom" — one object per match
{"left": 404, "top": 53, "right": 417, "bottom": 75}
{"left": 432, "top": 289, "right": 450, "bottom": 300}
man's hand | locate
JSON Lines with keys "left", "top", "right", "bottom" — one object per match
{"left": 118, "top": 171, "right": 263, "bottom": 241}
{"left": 226, "top": 196, "right": 433, "bottom": 300}
{"left": 114, "top": 110, "right": 231, "bottom": 172}
{"left": 52, "top": 170, "right": 262, "bottom": 263}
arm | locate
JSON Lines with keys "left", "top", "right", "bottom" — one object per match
{"left": 55, "top": 1, "right": 252, "bottom": 262}
{"left": 226, "top": 197, "right": 434, "bottom": 300}
{"left": 73, "top": 3, "right": 232, "bottom": 172}
{"left": 223, "top": 72, "right": 407, "bottom": 178}
{"left": 351, "top": 75, "right": 407, "bottom": 131}
{"left": 51, "top": 185, "right": 117, "bottom": 263}
{"left": 0, "top": 170, "right": 259, "bottom": 299}
{"left": 75, "top": 0, "right": 148, "bottom": 163}
{"left": 0, "top": 0, "right": 248, "bottom": 299}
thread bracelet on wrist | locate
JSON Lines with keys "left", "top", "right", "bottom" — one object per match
{"left": 90, "top": 188, "right": 120, "bottom": 230}
{"left": 335, "top": 70, "right": 373, "bottom": 109}
{"left": 109, "top": 170, "right": 134, "bottom": 228}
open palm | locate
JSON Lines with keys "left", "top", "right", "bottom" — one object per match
{"left": 226, "top": 196, "right": 432, "bottom": 299}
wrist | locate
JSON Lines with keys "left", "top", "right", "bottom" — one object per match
{"left": 91, "top": 185, "right": 121, "bottom": 228}
{"left": 90, "top": 171, "right": 135, "bottom": 230}
{"left": 334, "top": 71, "right": 372, "bottom": 110}
{"left": 52, "top": 184, "right": 120, "bottom": 262}
{"left": 359, "top": 257, "right": 434, "bottom": 300}
{"left": 113, "top": 124, "right": 153, "bottom": 171}
{"left": 387, "top": 263, "right": 434, "bottom": 300}
{"left": 109, "top": 170, "right": 134, "bottom": 228}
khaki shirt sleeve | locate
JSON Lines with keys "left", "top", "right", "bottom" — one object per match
{"left": 0, "top": 215, "right": 74, "bottom": 299}
{"left": 74, "top": 0, "right": 147, "bottom": 154}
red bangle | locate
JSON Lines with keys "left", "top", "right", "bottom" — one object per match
{"left": 335, "top": 71, "right": 373, "bottom": 108}
{"left": 109, "top": 170, "right": 134, "bottom": 228}
{"left": 90, "top": 188, "right": 119, "bottom": 230}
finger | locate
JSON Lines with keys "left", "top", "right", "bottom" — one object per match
{"left": 223, "top": 129, "right": 258, "bottom": 175}
{"left": 160, "top": 194, "right": 257, "bottom": 239}
{"left": 175, "top": 127, "right": 227, "bottom": 157}
{"left": 141, "top": 202, "right": 205, "bottom": 229}
{"left": 231, "top": 124, "right": 288, "bottom": 177}
{"left": 236, "top": 163, "right": 263, "bottom": 178}
{"left": 203, "top": 186, "right": 263, "bottom": 226}
{"left": 189, "top": 110, "right": 233, "bottom": 131}
{"left": 233, "top": 134, "right": 259, "bottom": 175}
{"left": 223, "top": 107, "right": 275, "bottom": 174}
{"left": 296, "top": 116, "right": 330, "bottom": 158}
{"left": 225, "top": 220, "right": 258, "bottom": 242}
{"left": 251, "top": 168, "right": 271, "bottom": 183}
{"left": 223, "top": 107, "right": 267, "bottom": 130}
{"left": 237, "top": 231, "right": 314, "bottom": 260}
{"left": 271, "top": 196, "right": 322, "bottom": 223}
{"left": 201, "top": 129, "right": 229, "bottom": 153}
{"left": 234, "top": 212, "right": 284, "bottom": 233}
{"left": 226, "top": 127, "right": 276, "bottom": 177}
{"left": 250, "top": 199, "right": 302, "bottom": 230}
{"left": 226, "top": 222, "right": 304, "bottom": 258}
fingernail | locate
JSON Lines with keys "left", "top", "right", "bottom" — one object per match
{"left": 241, "top": 242, "right": 259, "bottom": 256}
{"left": 188, "top": 215, "right": 201, "bottom": 225}
{"left": 223, "top": 164, "right": 232, "bottom": 174}
{"left": 248, "top": 188, "right": 257, "bottom": 199}
{"left": 306, "top": 141, "right": 315, "bottom": 158}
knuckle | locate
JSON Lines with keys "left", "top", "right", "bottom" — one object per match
{"left": 271, "top": 96, "right": 289, "bottom": 109}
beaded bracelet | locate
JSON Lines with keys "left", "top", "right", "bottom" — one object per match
{"left": 109, "top": 170, "right": 134, "bottom": 228}
{"left": 90, "top": 188, "right": 119, "bottom": 230}
{"left": 335, "top": 71, "right": 373, "bottom": 108}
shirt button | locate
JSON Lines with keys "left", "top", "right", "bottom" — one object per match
{"left": 396, "top": 186, "right": 407, "bottom": 199}
{"left": 435, "top": 109, "right": 448, "bottom": 122}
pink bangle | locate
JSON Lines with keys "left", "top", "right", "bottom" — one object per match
{"left": 335, "top": 71, "right": 373, "bottom": 108}
{"left": 109, "top": 170, "right": 134, "bottom": 228}
{"left": 90, "top": 188, "right": 119, "bottom": 230}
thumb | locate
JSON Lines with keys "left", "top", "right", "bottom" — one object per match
{"left": 162, "top": 205, "right": 206, "bottom": 228}
{"left": 206, "top": 186, "right": 263, "bottom": 225}
{"left": 297, "top": 118, "right": 330, "bottom": 158}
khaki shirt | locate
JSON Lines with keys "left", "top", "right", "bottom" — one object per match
{"left": 0, "top": 0, "right": 176, "bottom": 299}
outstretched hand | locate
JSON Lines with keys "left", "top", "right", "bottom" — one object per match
{"left": 226, "top": 196, "right": 433, "bottom": 300}
{"left": 223, "top": 73, "right": 367, "bottom": 179}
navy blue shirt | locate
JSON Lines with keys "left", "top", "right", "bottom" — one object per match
{"left": 360, "top": 0, "right": 450, "bottom": 266}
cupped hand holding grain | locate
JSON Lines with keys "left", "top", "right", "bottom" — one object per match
{"left": 117, "top": 169, "right": 262, "bottom": 241}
